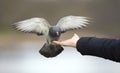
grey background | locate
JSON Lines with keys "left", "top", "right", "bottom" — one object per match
{"left": 0, "top": 0, "right": 120, "bottom": 73}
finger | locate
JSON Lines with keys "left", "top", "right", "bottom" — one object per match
{"left": 73, "top": 33, "right": 79, "bottom": 38}
{"left": 74, "top": 33, "right": 77, "bottom": 36}
{"left": 53, "top": 41, "right": 61, "bottom": 45}
{"left": 74, "top": 33, "right": 76, "bottom": 36}
{"left": 74, "top": 33, "right": 78, "bottom": 36}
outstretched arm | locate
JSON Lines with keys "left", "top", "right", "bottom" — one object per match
{"left": 52, "top": 34, "right": 120, "bottom": 62}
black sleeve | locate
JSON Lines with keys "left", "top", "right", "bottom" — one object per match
{"left": 76, "top": 37, "right": 120, "bottom": 62}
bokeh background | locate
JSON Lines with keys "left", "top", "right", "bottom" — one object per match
{"left": 0, "top": 0, "right": 120, "bottom": 73}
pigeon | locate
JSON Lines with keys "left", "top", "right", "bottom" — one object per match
{"left": 12, "top": 15, "right": 89, "bottom": 58}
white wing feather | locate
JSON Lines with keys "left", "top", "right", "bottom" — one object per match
{"left": 56, "top": 15, "right": 89, "bottom": 32}
{"left": 13, "top": 17, "right": 50, "bottom": 35}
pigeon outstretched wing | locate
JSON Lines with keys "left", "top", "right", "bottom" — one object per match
{"left": 56, "top": 15, "right": 89, "bottom": 32}
{"left": 13, "top": 17, "right": 50, "bottom": 35}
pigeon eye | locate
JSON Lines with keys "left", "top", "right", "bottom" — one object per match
{"left": 56, "top": 32, "right": 59, "bottom": 36}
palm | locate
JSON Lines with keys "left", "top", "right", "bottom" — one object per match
{"left": 53, "top": 33, "right": 79, "bottom": 47}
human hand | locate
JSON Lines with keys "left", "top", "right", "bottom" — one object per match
{"left": 52, "top": 33, "right": 79, "bottom": 47}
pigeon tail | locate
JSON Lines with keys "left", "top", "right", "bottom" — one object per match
{"left": 39, "top": 43, "right": 64, "bottom": 58}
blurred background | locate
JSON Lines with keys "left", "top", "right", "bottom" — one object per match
{"left": 0, "top": 0, "right": 120, "bottom": 73}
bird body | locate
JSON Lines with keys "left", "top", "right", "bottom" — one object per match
{"left": 39, "top": 26, "right": 64, "bottom": 57}
{"left": 13, "top": 15, "right": 89, "bottom": 58}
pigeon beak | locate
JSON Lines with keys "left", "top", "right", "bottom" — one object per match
{"left": 56, "top": 32, "right": 59, "bottom": 36}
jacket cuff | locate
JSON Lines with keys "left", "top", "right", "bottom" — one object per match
{"left": 76, "top": 37, "right": 93, "bottom": 55}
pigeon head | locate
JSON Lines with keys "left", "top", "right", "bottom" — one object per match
{"left": 49, "top": 26, "right": 61, "bottom": 38}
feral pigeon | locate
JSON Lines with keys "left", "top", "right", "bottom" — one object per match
{"left": 12, "top": 15, "right": 89, "bottom": 58}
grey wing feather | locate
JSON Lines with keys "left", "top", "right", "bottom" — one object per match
{"left": 12, "top": 17, "right": 50, "bottom": 35}
{"left": 56, "top": 15, "right": 89, "bottom": 32}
